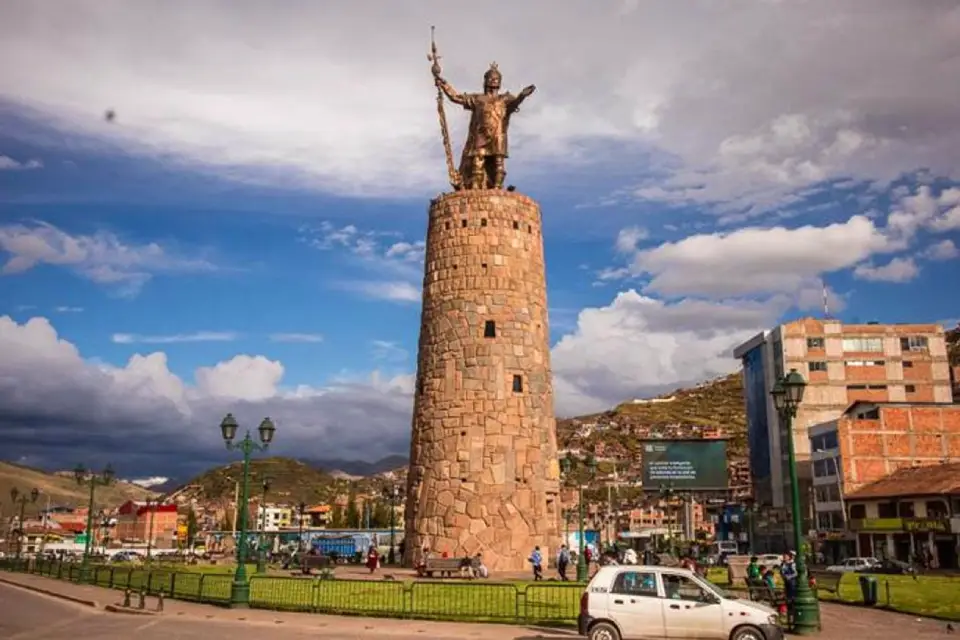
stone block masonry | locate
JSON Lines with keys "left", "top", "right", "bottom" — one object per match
{"left": 404, "top": 189, "right": 561, "bottom": 572}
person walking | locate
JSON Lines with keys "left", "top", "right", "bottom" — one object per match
{"left": 365, "top": 545, "right": 380, "bottom": 574}
{"left": 557, "top": 545, "right": 570, "bottom": 581}
{"left": 529, "top": 546, "right": 544, "bottom": 581}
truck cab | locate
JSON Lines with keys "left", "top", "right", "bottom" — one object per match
{"left": 579, "top": 565, "right": 783, "bottom": 640}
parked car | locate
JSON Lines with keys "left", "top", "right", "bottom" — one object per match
{"left": 857, "top": 559, "right": 915, "bottom": 575}
{"left": 758, "top": 554, "right": 783, "bottom": 569}
{"left": 825, "top": 557, "right": 878, "bottom": 573}
{"left": 578, "top": 564, "right": 783, "bottom": 640}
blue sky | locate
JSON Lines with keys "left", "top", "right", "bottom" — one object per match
{"left": 1, "top": 1, "right": 958, "bottom": 481}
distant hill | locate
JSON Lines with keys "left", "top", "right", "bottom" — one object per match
{"left": 303, "top": 455, "right": 409, "bottom": 477}
{"left": 168, "top": 457, "right": 375, "bottom": 505}
{"left": 557, "top": 373, "right": 747, "bottom": 459}
{"left": 0, "top": 461, "right": 157, "bottom": 509}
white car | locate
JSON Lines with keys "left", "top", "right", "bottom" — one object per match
{"left": 578, "top": 565, "right": 783, "bottom": 640}
{"left": 825, "top": 557, "right": 877, "bottom": 573}
{"left": 758, "top": 554, "right": 783, "bottom": 569}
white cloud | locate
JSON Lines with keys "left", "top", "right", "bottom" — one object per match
{"left": 0, "top": 221, "right": 215, "bottom": 296}
{"left": 0, "top": 315, "right": 414, "bottom": 476}
{"left": 922, "top": 239, "right": 959, "bottom": 261}
{"left": 54, "top": 306, "right": 84, "bottom": 313}
{"left": 552, "top": 290, "right": 783, "bottom": 415}
{"left": 853, "top": 257, "right": 920, "bottom": 283}
{"left": 112, "top": 331, "right": 239, "bottom": 344}
{"left": 1, "top": 2, "right": 958, "bottom": 206}
{"left": 301, "top": 221, "right": 424, "bottom": 303}
{"left": 269, "top": 333, "right": 324, "bottom": 343}
{"left": 615, "top": 226, "right": 648, "bottom": 254}
{"left": 129, "top": 476, "right": 168, "bottom": 488}
{"left": 631, "top": 215, "right": 890, "bottom": 298}
{"left": 371, "top": 340, "right": 409, "bottom": 363}
{"left": 0, "top": 154, "right": 42, "bottom": 170}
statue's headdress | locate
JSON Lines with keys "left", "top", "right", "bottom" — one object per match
{"left": 484, "top": 62, "right": 502, "bottom": 84}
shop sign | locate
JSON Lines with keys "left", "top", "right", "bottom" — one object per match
{"left": 850, "top": 518, "right": 903, "bottom": 532}
{"left": 903, "top": 518, "right": 949, "bottom": 533}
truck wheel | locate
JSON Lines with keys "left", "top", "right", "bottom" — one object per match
{"left": 731, "top": 625, "right": 764, "bottom": 640}
{"left": 589, "top": 622, "right": 621, "bottom": 640}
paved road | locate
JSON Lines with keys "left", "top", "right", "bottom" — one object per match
{"left": 0, "top": 582, "right": 569, "bottom": 640}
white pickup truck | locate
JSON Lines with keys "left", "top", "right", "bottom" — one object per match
{"left": 578, "top": 565, "right": 783, "bottom": 640}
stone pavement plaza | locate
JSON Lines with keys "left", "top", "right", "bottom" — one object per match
{"left": 0, "top": 573, "right": 953, "bottom": 640}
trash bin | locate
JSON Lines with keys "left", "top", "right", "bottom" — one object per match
{"left": 858, "top": 575, "right": 878, "bottom": 606}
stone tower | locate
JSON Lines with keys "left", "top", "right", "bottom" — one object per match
{"left": 403, "top": 189, "right": 561, "bottom": 572}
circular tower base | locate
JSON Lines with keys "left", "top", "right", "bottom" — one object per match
{"left": 403, "top": 189, "right": 560, "bottom": 573}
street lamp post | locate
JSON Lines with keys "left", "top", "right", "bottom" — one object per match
{"left": 297, "top": 501, "right": 307, "bottom": 554}
{"left": 256, "top": 477, "right": 271, "bottom": 574}
{"left": 74, "top": 465, "right": 114, "bottom": 580}
{"left": 771, "top": 369, "right": 821, "bottom": 635}
{"left": 219, "top": 413, "right": 276, "bottom": 608}
{"left": 10, "top": 487, "right": 39, "bottom": 561}
{"left": 560, "top": 452, "right": 597, "bottom": 582}
{"left": 384, "top": 484, "right": 403, "bottom": 565}
{"left": 145, "top": 498, "right": 157, "bottom": 565}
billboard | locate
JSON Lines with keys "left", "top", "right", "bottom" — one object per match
{"left": 641, "top": 440, "right": 728, "bottom": 490}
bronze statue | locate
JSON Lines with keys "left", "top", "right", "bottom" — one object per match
{"left": 429, "top": 28, "right": 536, "bottom": 191}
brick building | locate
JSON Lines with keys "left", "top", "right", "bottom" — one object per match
{"left": 843, "top": 462, "right": 960, "bottom": 569}
{"left": 807, "top": 401, "right": 960, "bottom": 561}
{"left": 114, "top": 501, "right": 179, "bottom": 548}
{"left": 734, "top": 318, "right": 952, "bottom": 550}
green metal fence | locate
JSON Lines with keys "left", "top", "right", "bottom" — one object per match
{"left": 0, "top": 558, "right": 581, "bottom": 624}
{"left": 4, "top": 558, "right": 955, "bottom": 623}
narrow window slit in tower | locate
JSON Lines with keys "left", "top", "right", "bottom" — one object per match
{"left": 481, "top": 218, "right": 487, "bottom": 227}
{"left": 461, "top": 219, "right": 468, "bottom": 227}
{"left": 484, "top": 320, "right": 496, "bottom": 338}
{"left": 512, "top": 374, "right": 523, "bottom": 393}
{"left": 445, "top": 221, "right": 450, "bottom": 230}
{"left": 513, "top": 221, "right": 519, "bottom": 230}
{"left": 481, "top": 262, "right": 487, "bottom": 269}
{"left": 460, "top": 431, "right": 467, "bottom": 437}
{"left": 527, "top": 224, "right": 532, "bottom": 233}
{"left": 453, "top": 264, "right": 458, "bottom": 269}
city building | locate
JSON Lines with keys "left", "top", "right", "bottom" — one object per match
{"left": 734, "top": 318, "right": 952, "bottom": 545}
{"left": 304, "top": 504, "right": 331, "bottom": 528}
{"left": 807, "top": 401, "right": 960, "bottom": 561}
{"left": 114, "top": 501, "right": 179, "bottom": 548}
{"left": 843, "top": 462, "right": 960, "bottom": 569}
{"left": 256, "top": 505, "right": 291, "bottom": 532}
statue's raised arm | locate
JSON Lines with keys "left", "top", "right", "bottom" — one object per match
{"left": 435, "top": 75, "right": 470, "bottom": 107}
{"left": 507, "top": 84, "right": 536, "bottom": 114}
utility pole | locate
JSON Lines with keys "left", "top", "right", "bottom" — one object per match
{"left": 232, "top": 481, "right": 239, "bottom": 534}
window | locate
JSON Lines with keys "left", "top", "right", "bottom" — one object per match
{"left": 900, "top": 336, "right": 929, "bottom": 352}
{"left": 661, "top": 574, "right": 713, "bottom": 603}
{"left": 926, "top": 500, "right": 948, "bottom": 518}
{"left": 807, "top": 337, "right": 825, "bottom": 349}
{"left": 527, "top": 224, "right": 532, "bottom": 233}
{"left": 461, "top": 219, "right": 468, "bottom": 228}
{"left": 512, "top": 375, "right": 523, "bottom": 393}
{"left": 876, "top": 502, "right": 897, "bottom": 518}
{"left": 902, "top": 360, "right": 914, "bottom": 368}
{"left": 513, "top": 221, "right": 519, "bottom": 230}
{"left": 481, "top": 262, "right": 487, "bottom": 269}
{"left": 445, "top": 221, "right": 450, "bottom": 230}
{"left": 849, "top": 505, "right": 867, "bottom": 519}
{"left": 842, "top": 337, "right": 884, "bottom": 352}
{"left": 898, "top": 502, "right": 915, "bottom": 518}
{"left": 480, "top": 218, "right": 487, "bottom": 227}
{"left": 905, "top": 384, "right": 916, "bottom": 393}
{"left": 808, "top": 361, "right": 827, "bottom": 372}
{"left": 483, "top": 320, "right": 496, "bottom": 338}
{"left": 815, "top": 484, "right": 840, "bottom": 503}
{"left": 813, "top": 459, "right": 836, "bottom": 478}
{"left": 812, "top": 431, "right": 838, "bottom": 451}
{"left": 846, "top": 360, "right": 885, "bottom": 366}
{"left": 612, "top": 571, "right": 659, "bottom": 597}
{"left": 846, "top": 384, "right": 886, "bottom": 391}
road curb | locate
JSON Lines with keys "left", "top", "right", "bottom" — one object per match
{"left": 0, "top": 575, "right": 100, "bottom": 609}
{"left": 104, "top": 604, "right": 157, "bottom": 615}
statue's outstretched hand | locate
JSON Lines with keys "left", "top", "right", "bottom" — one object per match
{"left": 522, "top": 84, "right": 537, "bottom": 97}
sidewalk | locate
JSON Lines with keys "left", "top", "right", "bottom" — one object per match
{"left": 0, "top": 572, "right": 575, "bottom": 639}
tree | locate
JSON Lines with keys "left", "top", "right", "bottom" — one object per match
{"left": 186, "top": 507, "right": 199, "bottom": 547}
{"left": 330, "top": 504, "right": 345, "bottom": 529}
{"left": 345, "top": 493, "right": 360, "bottom": 529}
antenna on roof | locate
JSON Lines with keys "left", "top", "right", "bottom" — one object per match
{"left": 822, "top": 282, "right": 831, "bottom": 319}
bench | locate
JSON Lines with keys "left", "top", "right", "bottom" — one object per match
{"left": 299, "top": 554, "right": 335, "bottom": 578}
{"left": 745, "top": 578, "right": 785, "bottom": 608}
{"left": 809, "top": 570, "right": 842, "bottom": 594}
{"left": 417, "top": 557, "right": 479, "bottom": 579}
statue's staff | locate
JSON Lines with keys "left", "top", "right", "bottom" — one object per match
{"left": 428, "top": 26, "right": 462, "bottom": 191}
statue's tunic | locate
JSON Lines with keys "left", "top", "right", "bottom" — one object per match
{"left": 458, "top": 92, "right": 516, "bottom": 158}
